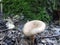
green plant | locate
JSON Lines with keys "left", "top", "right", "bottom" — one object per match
{"left": 3, "top": 0, "right": 51, "bottom": 23}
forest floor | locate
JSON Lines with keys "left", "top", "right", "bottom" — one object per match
{"left": 17, "top": 21, "right": 60, "bottom": 45}
{"left": 0, "top": 20, "right": 60, "bottom": 45}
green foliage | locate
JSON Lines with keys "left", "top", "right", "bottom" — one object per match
{"left": 56, "top": 0, "right": 60, "bottom": 10}
{"left": 3, "top": 0, "right": 51, "bottom": 23}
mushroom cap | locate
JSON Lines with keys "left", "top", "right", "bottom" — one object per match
{"left": 23, "top": 20, "right": 46, "bottom": 36}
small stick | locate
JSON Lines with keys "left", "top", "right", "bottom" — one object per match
{"left": 38, "top": 35, "right": 60, "bottom": 39}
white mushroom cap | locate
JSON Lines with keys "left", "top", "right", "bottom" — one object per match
{"left": 23, "top": 20, "right": 46, "bottom": 36}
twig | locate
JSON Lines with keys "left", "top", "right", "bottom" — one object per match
{"left": 39, "top": 35, "right": 60, "bottom": 38}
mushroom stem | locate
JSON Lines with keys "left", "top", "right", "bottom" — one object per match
{"left": 30, "top": 35, "right": 35, "bottom": 45}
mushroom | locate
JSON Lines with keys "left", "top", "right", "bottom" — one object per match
{"left": 23, "top": 20, "right": 46, "bottom": 45}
